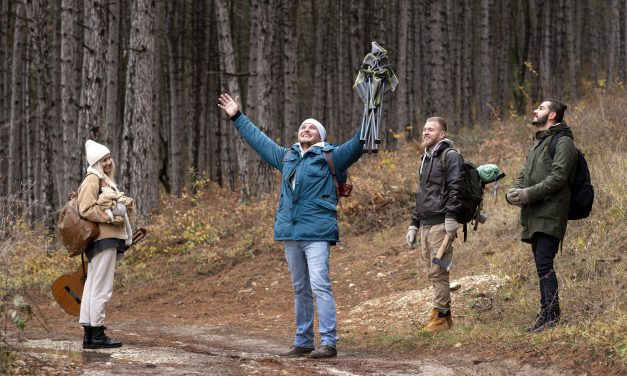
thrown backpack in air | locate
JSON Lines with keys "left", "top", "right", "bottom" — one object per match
{"left": 548, "top": 133, "right": 594, "bottom": 220}
{"left": 440, "top": 148, "right": 505, "bottom": 241}
{"left": 58, "top": 192, "right": 99, "bottom": 257}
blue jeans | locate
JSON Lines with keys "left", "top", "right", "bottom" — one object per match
{"left": 284, "top": 241, "right": 337, "bottom": 348}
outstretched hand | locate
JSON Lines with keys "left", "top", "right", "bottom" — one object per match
{"left": 218, "top": 93, "right": 240, "bottom": 117}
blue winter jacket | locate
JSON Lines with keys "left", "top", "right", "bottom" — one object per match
{"left": 232, "top": 113, "right": 363, "bottom": 243}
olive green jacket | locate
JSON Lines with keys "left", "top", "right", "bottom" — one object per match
{"left": 513, "top": 122, "right": 578, "bottom": 242}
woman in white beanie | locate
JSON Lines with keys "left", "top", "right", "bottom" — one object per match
{"left": 76, "top": 139, "right": 132, "bottom": 349}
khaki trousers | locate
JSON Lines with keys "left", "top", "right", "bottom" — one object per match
{"left": 79, "top": 247, "right": 117, "bottom": 327}
{"left": 420, "top": 224, "right": 453, "bottom": 311}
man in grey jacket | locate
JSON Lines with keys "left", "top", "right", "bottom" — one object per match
{"left": 406, "top": 117, "right": 464, "bottom": 332}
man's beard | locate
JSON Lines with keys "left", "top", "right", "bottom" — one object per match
{"left": 420, "top": 138, "right": 436, "bottom": 149}
{"left": 532, "top": 113, "right": 548, "bottom": 127}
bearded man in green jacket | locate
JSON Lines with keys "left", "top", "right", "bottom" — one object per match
{"left": 506, "top": 100, "right": 577, "bottom": 333}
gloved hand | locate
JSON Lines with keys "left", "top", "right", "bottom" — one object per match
{"left": 506, "top": 188, "right": 522, "bottom": 206}
{"left": 444, "top": 217, "right": 458, "bottom": 238}
{"left": 406, "top": 226, "right": 419, "bottom": 248}
{"left": 111, "top": 202, "right": 127, "bottom": 216}
{"left": 517, "top": 188, "right": 531, "bottom": 205}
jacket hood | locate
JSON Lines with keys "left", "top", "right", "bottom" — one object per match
{"left": 420, "top": 138, "right": 454, "bottom": 174}
{"left": 537, "top": 122, "right": 574, "bottom": 141}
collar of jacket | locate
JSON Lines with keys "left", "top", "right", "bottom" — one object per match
{"left": 535, "top": 121, "right": 573, "bottom": 141}
{"left": 86, "top": 166, "right": 104, "bottom": 179}
{"left": 294, "top": 141, "right": 329, "bottom": 157}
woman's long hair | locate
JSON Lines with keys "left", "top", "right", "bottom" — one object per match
{"left": 91, "top": 159, "right": 118, "bottom": 190}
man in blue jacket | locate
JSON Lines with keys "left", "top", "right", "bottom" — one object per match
{"left": 218, "top": 93, "right": 363, "bottom": 358}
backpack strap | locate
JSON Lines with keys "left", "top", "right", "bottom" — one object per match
{"left": 438, "top": 147, "right": 458, "bottom": 194}
{"left": 323, "top": 151, "right": 341, "bottom": 201}
{"left": 547, "top": 132, "right": 565, "bottom": 160}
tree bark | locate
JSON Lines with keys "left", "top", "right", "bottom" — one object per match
{"left": 104, "top": 0, "right": 120, "bottom": 153}
{"left": 478, "top": 0, "right": 493, "bottom": 123}
{"left": 282, "top": 0, "right": 298, "bottom": 145}
{"left": 121, "top": 0, "right": 157, "bottom": 221}
{"left": 25, "top": 0, "right": 57, "bottom": 220}
{"left": 78, "top": 0, "right": 108, "bottom": 145}
{"left": 215, "top": 0, "right": 245, "bottom": 195}
{"left": 8, "top": 1, "right": 26, "bottom": 196}
{"left": 247, "top": 0, "right": 276, "bottom": 197}
{"left": 60, "top": 0, "right": 82, "bottom": 195}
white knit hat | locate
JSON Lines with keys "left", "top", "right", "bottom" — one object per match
{"left": 85, "top": 139, "right": 111, "bottom": 166}
{"left": 300, "top": 118, "right": 326, "bottom": 142}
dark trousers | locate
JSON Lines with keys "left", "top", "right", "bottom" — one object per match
{"left": 531, "top": 233, "right": 561, "bottom": 318}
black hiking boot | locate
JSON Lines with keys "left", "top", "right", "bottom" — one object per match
{"left": 82, "top": 326, "right": 92, "bottom": 349}
{"left": 283, "top": 345, "right": 315, "bottom": 357}
{"left": 527, "top": 310, "right": 560, "bottom": 333}
{"left": 310, "top": 345, "right": 337, "bottom": 358}
{"left": 86, "top": 326, "right": 122, "bottom": 349}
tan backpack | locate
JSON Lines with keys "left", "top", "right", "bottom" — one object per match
{"left": 58, "top": 192, "right": 99, "bottom": 257}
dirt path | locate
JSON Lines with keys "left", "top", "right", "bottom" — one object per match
{"left": 11, "top": 319, "right": 577, "bottom": 375}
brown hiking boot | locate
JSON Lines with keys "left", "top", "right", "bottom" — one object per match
{"left": 445, "top": 310, "right": 453, "bottom": 328}
{"left": 423, "top": 310, "right": 451, "bottom": 332}
{"left": 283, "top": 345, "right": 314, "bottom": 357}
{"left": 310, "top": 345, "right": 337, "bottom": 358}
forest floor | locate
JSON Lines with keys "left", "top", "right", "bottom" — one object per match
{"left": 6, "top": 232, "right": 612, "bottom": 375}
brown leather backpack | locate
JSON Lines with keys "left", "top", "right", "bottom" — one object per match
{"left": 58, "top": 192, "right": 99, "bottom": 257}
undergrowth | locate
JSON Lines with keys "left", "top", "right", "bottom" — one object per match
{"left": 1, "top": 90, "right": 625, "bottom": 372}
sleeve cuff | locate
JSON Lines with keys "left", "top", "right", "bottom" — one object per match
{"left": 230, "top": 111, "right": 242, "bottom": 121}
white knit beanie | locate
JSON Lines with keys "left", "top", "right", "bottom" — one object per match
{"left": 300, "top": 118, "right": 326, "bottom": 142}
{"left": 85, "top": 139, "right": 111, "bottom": 166}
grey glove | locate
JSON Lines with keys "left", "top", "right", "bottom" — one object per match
{"left": 406, "top": 226, "right": 419, "bottom": 248}
{"left": 506, "top": 188, "right": 531, "bottom": 206}
{"left": 517, "top": 188, "right": 531, "bottom": 205}
{"left": 506, "top": 188, "right": 522, "bottom": 206}
{"left": 444, "top": 217, "right": 458, "bottom": 238}
{"left": 111, "top": 202, "right": 127, "bottom": 216}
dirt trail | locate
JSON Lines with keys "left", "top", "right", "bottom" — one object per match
{"left": 8, "top": 241, "right": 588, "bottom": 375}
{"left": 11, "top": 319, "right": 578, "bottom": 375}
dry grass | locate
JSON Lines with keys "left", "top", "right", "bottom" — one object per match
{"left": 1, "top": 90, "right": 625, "bottom": 372}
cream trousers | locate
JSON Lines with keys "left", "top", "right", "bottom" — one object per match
{"left": 79, "top": 247, "right": 117, "bottom": 327}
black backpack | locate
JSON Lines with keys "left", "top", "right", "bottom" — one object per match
{"left": 440, "top": 148, "right": 485, "bottom": 241}
{"left": 548, "top": 133, "right": 594, "bottom": 220}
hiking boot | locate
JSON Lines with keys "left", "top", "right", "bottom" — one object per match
{"left": 86, "top": 326, "right": 122, "bottom": 349}
{"left": 283, "top": 345, "right": 314, "bottom": 357}
{"left": 82, "top": 326, "right": 92, "bottom": 349}
{"left": 424, "top": 310, "right": 451, "bottom": 332}
{"left": 445, "top": 310, "right": 453, "bottom": 328}
{"left": 526, "top": 312, "right": 560, "bottom": 333}
{"left": 310, "top": 345, "right": 337, "bottom": 358}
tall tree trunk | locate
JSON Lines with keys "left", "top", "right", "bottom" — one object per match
{"left": 282, "top": 0, "right": 298, "bottom": 145}
{"left": 247, "top": 0, "right": 276, "bottom": 197}
{"left": 78, "top": 0, "right": 108, "bottom": 145}
{"left": 478, "top": 0, "right": 493, "bottom": 123}
{"left": 166, "top": 2, "right": 185, "bottom": 196}
{"left": 8, "top": 1, "right": 26, "bottom": 196}
{"left": 60, "top": 0, "right": 82, "bottom": 195}
{"left": 460, "top": 0, "right": 473, "bottom": 127}
{"left": 121, "top": 0, "right": 156, "bottom": 221}
{"left": 215, "top": 0, "right": 244, "bottom": 194}
{"left": 0, "top": 0, "right": 10, "bottom": 197}
{"left": 427, "top": 0, "right": 450, "bottom": 119}
{"left": 25, "top": 0, "right": 57, "bottom": 222}
{"left": 606, "top": 0, "right": 620, "bottom": 90}
{"left": 565, "top": 0, "right": 578, "bottom": 99}
{"left": 104, "top": 0, "right": 120, "bottom": 153}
